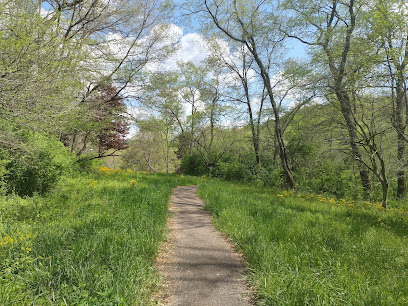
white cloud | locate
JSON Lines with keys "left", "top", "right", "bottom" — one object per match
{"left": 177, "top": 33, "right": 209, "bottom": 65}
{"left": 40, "top": 8, "right": 54, "bottom": 19}
{"left": 150, "top": 30, "right": 211, "bottom": 71}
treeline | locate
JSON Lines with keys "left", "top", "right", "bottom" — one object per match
{"left": 123, "top": 0, "right": 408, "bottom": 208}
{"left": 2, "top": 1, "right": 408, "bottom": 208}
{"left": 0, "top": 0, "right": 173, "bottom": 196}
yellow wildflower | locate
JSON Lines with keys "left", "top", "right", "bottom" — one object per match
{"left": 99, "top": 167, "right": 114, "bottom": 174}
{"left": 0, "top": 234, "right": 15, "bottom": 247}
{"left": 130, "top": 179, "right": 136, "bottom": 185}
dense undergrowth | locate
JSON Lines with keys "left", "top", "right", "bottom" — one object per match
{"left": 0, "top": 169, "right": 197, "bottom": 305}
{"left": 198, "top": 180, "right": 408, "bottom": 305}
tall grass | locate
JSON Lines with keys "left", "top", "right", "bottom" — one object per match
{"left": 198, "top": 180, "right": 408, "bottom": 305}
{"left": 0, "top": 170, "right": 197, "bottom": 304}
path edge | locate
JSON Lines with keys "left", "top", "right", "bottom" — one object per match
{"left": 197, "top": 186, "right": 257, "bottom": 305}
{"left": 151, "top": 187, "right": 180, "bottom": 305}
{"left": 152, "top": 185, "right": 255, "bottom": 305}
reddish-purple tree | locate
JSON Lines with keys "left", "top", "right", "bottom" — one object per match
{"left": 94, "top": 84, "right": 129, "bottom": 158}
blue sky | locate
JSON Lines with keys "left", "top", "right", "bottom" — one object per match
{"left": 40, "top": 1, "right": 307, "bottom": 60}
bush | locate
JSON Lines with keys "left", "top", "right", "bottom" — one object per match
{"left": 255, "top": 165, "right": 284, "bottom": 187}
{"left": 179, "top": 154, "right": 207, "bottom": 176}
{"left": 296, "top": 163, "right": 361, "bottom": 199}
{"left": 3, "top": 132, "right": 75, "bottom": 197}
{"left": 218, "top": 161, "right": 251, "bottom": 181}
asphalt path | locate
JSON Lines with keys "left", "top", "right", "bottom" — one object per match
{"left": 164, "top": 186, "right": 249, "bottom": 306}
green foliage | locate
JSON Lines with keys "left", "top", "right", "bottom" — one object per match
{"left": 180, "top": 152, "right": 286, "bottom": 187}
{"left": 255, "top": 165, "right": 284, "bottom": 187}
{"left": 180, "top": 154, "right": 207, "bottom": 176}
{"left": 199, "top": 180, "right": 408, "bottom": 305}
{"left": 3, "top": 132, "right": 75, "bottom": 197}
{"left": 0, "top": 171, "right": 199, "bottom": 304}
{"left": 217, "top": 161, "right": 250, "bottom": 181}
{"left": 296, "top": 163, "right": 362, "bottom": 199}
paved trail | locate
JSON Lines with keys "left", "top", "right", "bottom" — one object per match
{"left": 164, "top": 186, "right": 249, "bottom": 306}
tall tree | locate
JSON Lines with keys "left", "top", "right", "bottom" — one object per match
{"left": 202, "top": 0, "right": 296, "bottom": 188}
{"left": 369, "top": 0, "right": 408, "bottom": 198}
{"left": 285, "top": 0, "right": 372, "bottom": 195}
{"left": 208, "top": 40, "right": 265, "bottom": 166}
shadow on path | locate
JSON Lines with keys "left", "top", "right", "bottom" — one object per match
{"left": 165, "top": 186, "right": 249, "bottom": 306}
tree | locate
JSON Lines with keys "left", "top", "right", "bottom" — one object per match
{"left": 202, "top": 0, "right": 296, "bottom": 188}
{"left": 121, "top": 118, "right": 179, "bottom": 173}
{"left": 208, "top": 40, "right": 265, "bottom": 166}
{"left": 92, "top": 84, "right": 129, "bottom": 158}
{"left": 284, "top": 0, "right": 372, "bottom": 196}
{"left": 0, "top": 1, "right": 83, "bottom": 137}
{"left": 368, "top": 0, "right": 408, "bottom": 198}
{"left": 60, "top": 83, "right": 129, "bottom": 159}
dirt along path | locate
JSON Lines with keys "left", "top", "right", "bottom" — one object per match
{"left": 160, "top": 186, "right": 250, "bottom": 306}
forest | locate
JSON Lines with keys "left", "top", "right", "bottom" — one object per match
{"left": 1, "top": 0, "right": 408, "bottom": 304}
{"left": 2, "top": 0, "right": 408, "bottom": 207}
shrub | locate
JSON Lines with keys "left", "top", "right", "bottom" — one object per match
{"left": 179, "top": 154, "right": 207, "bottom": 176}
{"left": 296, "top": 163, "right": 360, "bottom": 199}
{"left": 3, "top": 132, "right": 74, "bottom": 197}
{"left": 218, "top": 161, "right": 251, "bottom": 181}
{"left": 255, "top": 165, "right": 284, "bottom": 187}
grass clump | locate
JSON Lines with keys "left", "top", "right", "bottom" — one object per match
{"left": 0, "top": 170, "right": 197, "bottom": 305}
{"left": 198, "top": 180, "right": 408, "bottom": 305}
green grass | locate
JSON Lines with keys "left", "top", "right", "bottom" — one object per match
{"left": 3, "top": 172, "right": 408, "bottom": 305}
{"left": 198, "top": 180, "right": 408, "bottom": 305}
{"left": 0, "top": 170, "right": 197, "bottom": 305}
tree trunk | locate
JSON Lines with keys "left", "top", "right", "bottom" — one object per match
{"left": 245, "top": 83, "right": 260, "bottom": 165}
{"left": 335, "top": 88, "right": 371, "bottom": 195}
{"left": 249, "top": 46, "right": 295, "bottom": 189}
{"left": 166, "top": 128, "right": 170, "bottom": 174}
{"left": 395, "top": 77, "right": 406, "bottom": 198}
{"left": 397, "top": 138, "right": 406, "bottom": 198}
{"left": 209, "top": 98, "right": 215, "bottom": 152}
{"left": 381, "top": 179, "right": 388, "bottom": 209}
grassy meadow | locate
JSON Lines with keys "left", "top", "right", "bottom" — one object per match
{"left": 198, "top": 180, "right": 408, "bottom": 305}
{"left": 0, "top": 169, "right": 197, "bottom": 305}
{"left": 2, "top": 170, "right": 408, "bottom": 305}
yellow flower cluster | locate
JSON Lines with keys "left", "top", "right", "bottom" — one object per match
{"left": 98, "top": 167, "right": 114, "bottom": 174}
{"left": 130, "top": 179, "right": 136, "bottom": 185}
{"left": 89, "top": 180, "right": 97, "bottom": 187}
{"left": 274, "top": 190, "right": 408, "bottom": 220}
{"left": 277, "top": 190, "right": 293, "bottom": 197}
{"left": 0, "top": 231, "right": 35, "bottom": 254}
{"left": 276, "top": 191, "right": 358, "bottom": 208}
{"left": 98, "top": 167, "right": 139, "bottom": 175}
{"left": 0, "top": 234, "right": 15, "bottom": 247}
